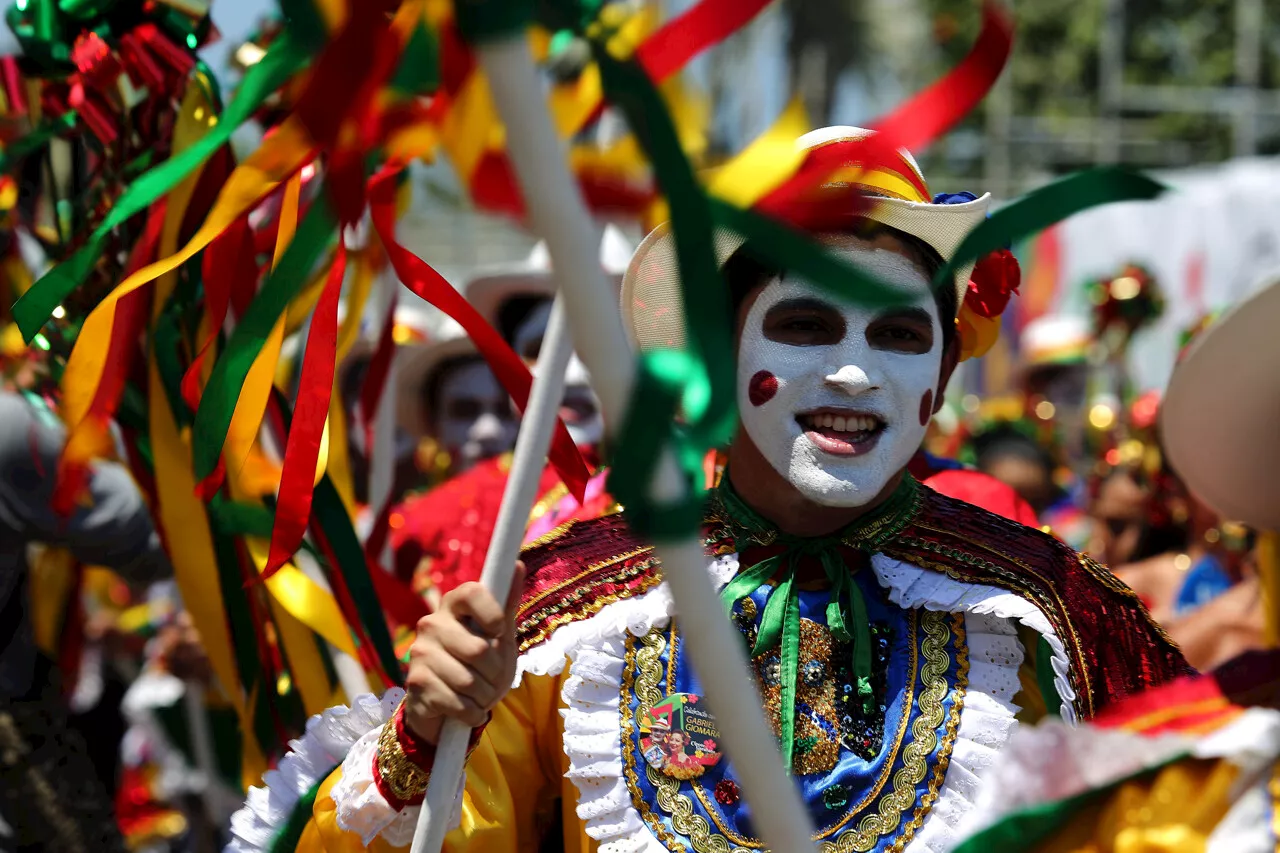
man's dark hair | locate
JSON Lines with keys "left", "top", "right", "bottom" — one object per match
{"left": 972, "top": 425, "right": 1055, "bottom": 478}
{"left": 496, "top": 294, "right": 552, "bottom": 346}
{"left": 720, "top": 222, "right": 956, "bottom": 350}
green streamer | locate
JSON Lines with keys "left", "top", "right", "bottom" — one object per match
{"left": 190, "top": 196, "right": 337, "bottom": 482}
{"left": 310, "top": 473, "right": 403, "bottom": 686}
{"left": 714, "top": 477, "right": 900, "bottom": 772}
{"left": 950, "top": 756, "right": 1188, "bottom": 853}
{"left": 453, "top": 0, "right": 533, "bottom": 43}
{"left": 934, "top": 167, "right": 1167, "bottom": 291}
{"left": 708, "top": 199, "right": 906, "bottom": 312}
{"left": 269, "top": 772, "right": 335, "bottom": 853}
{"left": 13, "top": 29, "right": 311, "bottom": 342}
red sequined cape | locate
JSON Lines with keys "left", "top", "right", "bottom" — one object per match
{"left": 515, "top": 484, "right": 1191, "bottom": 720}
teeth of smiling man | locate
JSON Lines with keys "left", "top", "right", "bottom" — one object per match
{"left": 805, "top": 414, "right": 880, "bottom": 433}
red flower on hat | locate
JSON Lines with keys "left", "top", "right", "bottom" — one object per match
{"left": 964, "top": 249, "right": 1021, "bottom": 319}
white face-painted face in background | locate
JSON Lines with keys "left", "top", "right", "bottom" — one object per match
{"left": 434, "top": 359, "right": 518, "bottom": 471}
{"left": 736, "top": 238, "right": 944, "bottom": 507}
{"left": 512, "top": 299, "right": 605, "bottom": 448}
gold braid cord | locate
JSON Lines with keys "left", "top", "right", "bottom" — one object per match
{"left": 375, "top": 703, "right": 432, "bottom": 804}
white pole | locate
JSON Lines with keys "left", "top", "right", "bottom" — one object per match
{"left": 369, "top": 269, "right": 400, "bottom": 569}
{"left": 409, "top": 33, "right": 819, "bottom": 853}
{"left": 411, "top": 294, "right": 574, "bottom": 853}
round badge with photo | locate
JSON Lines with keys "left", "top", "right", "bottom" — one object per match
{"left": 637, "top": 692, "right": 723, "bottom": 780}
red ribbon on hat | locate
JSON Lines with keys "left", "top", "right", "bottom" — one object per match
{"left": 965, "top": 248, "right": 1021, "bottom": 319}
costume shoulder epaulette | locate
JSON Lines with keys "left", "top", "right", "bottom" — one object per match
{"left": 883, "top": 486, "right": 1192, "bottom": 719}
{"left": 515, "top": 512, "right": 662, "bottom": 654}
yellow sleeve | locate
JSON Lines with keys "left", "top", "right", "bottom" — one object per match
{"left": 1013, "top": 623, "right": 1049, "bottom": 724}
{"left": 309, "top": 671, "right": 569, "bottom": 852}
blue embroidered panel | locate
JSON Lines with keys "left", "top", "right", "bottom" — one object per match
{"left": 620, "top": 570, "right": 968, "bottom": 851}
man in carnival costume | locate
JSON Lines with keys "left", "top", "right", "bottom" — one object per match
{"left": 229, "top": 128, "right": 1188, "bottom": 853}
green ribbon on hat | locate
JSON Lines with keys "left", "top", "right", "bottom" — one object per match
{"left": 713, "top": 473, "right": 920, "bottom": 772}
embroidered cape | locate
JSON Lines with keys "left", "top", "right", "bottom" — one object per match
{"left": 516, "top": 481, "right": 1190, "bottom": 720}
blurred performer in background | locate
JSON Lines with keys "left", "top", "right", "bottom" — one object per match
{"left": 0, "top": 390, "right": 171, "bottom": 853}
{"left": 390, "top": 227, "right": 632, "bottom": 601}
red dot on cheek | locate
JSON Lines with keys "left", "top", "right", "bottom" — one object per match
{"left": 919, "top": 390, "right": 934, "bottom": 426}
{"left": 748, "top": 371, "right": 779, "bottom": 407}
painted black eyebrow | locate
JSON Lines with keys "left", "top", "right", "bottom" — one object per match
{"left": 872, "top": 305, "right": 933, "bottom": 326}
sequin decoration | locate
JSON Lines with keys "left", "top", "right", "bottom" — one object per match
{"left": 822, "top": 783, "right": 851, "bottom": 811}
{"left": 752, "top": 617, "right": 841, "bottom": 776}
{"left": 835, "top": 621, "right": 894, "bottom": 761}
{"left": 713, "top": 779, "right": 739, "bottom": 806}
{"left": 802, "top": 659, "right": 826, "bottom": 687}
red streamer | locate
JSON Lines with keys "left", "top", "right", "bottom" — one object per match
{"left": 636, "top": 0, "right": 775, "bottom": 83}
{"left": 868, "top": 1, "right": 1014, "bottom": 154}
{"left": 264, "top": 246, "right": 348, "bottom": 578}
{"left": 358, "top": 297, "right": 398, "bottom": 458}
{"left": 183, "top": 216, "right": 255, "bottom": 414}
{"left": 368, "top": 166, "right": 589, "bottom": 501}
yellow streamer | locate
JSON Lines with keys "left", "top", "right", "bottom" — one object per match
{"left": 30, "top": 546, "right": 77, "bottom": 655}
{"left": 326, "top": 393, "right": 357, "bottom": 515}
{"left": 222, "top": 171, "right": 300, "bottom": 484}
{"left": 335, "top": 247, "right": 376, "bottom": 365}
{"left": 440, "top": 70, "right": 503, "bottom": 183}
{"left": 1259, "top": 531, "right": 1278, "bottom": 648}
{"left": 707, "top": 98, "right": 809, "bottom": 207}
{"left": 149, "top": 361, "right": 263, "bottom": 782}
{"left": 246, "top": 538, "right": 359, "bottom": 660}
{"left": 66, "top": 119, "right": 316, "bottom": 442}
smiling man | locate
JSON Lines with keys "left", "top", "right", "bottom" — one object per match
{"left": 230, "top": 128, "right": 1189, "bottom": 853}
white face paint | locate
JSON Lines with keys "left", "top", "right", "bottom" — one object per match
{"left": 434, "top": 360, "right": 518, "bottom": 471}
{"left": 512, "top": 299, "right": 605, "bottom": 448}
{"left": 736, "top": 240, "right": 944, "bottom": 507}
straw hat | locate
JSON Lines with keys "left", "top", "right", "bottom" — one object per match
{"left": 467, "top": 223, "right": 635, "bottom": 327}
{"left": 621, "top": 126, "right": 990, "bottom": 351}
{"left": 1161, "top": 272, "right": 1280, "bottom": 530}
{"left": 392, "top": 304, "right": 476, "bottom": 441}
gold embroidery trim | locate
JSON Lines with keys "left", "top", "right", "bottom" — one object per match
{"left": 518, "top": 556, "right": 662, "bottom": 653}
{"left": 375, "top": 702, "right": 431, "bottom": 803}
{"left": 621, "top": 611, "right": 965, "bottom": 853}
{"left": 518, "top": 547, "right": 655, "bottom": 618}
{"left": 521, "top": 518, "right": 581, "bottom": 552}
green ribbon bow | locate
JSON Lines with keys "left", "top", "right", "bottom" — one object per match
{"left": 712, "top": 474, "right": 920, "bottom": 772}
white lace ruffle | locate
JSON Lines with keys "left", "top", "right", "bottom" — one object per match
{"left": 225, "top": 689, "right": 405, "bottom": 853}
{"left": 561, "top": 637, "right": 668, "bottom": 853}
{"left": 552, "top": 554, "right": 740, "bottom": 853}
{"left": 871, "top": 554, "right": 1077, "bottom": 723}
{"left": 905, "top": 610, "right": 1024, "bottom": 852}
{"left": 514, "top": 554, "right": 740, "bottom": 685}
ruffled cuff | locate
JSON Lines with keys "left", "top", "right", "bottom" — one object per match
{"left": 331, "top": 704, "right": 484, "bottom": 847}
{"left": 226, "top": 690, "right": 404, "bottom": 853}
{"left": 372, "top": 702, "right": 487, "bottom": 809}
